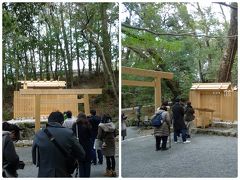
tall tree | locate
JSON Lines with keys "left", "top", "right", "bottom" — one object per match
{"left": 100, "top": 3, "right": 118, "bottom": 100}
{"left": 60, "top": 3, "right": 73, "bottom": 87}
{"left": 218, "top": 2, "right": 238, "bottom": 82}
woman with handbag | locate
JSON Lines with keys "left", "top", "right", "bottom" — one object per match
{"left": 97, "top": 114, "right": 117, "bottom": 177}
{"left": 72, "top": 113, "right": 92, "bottom": 177}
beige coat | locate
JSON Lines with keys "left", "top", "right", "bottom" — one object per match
{"left": 97, "top": 122, "right": 116, "bottom": 156}
{"left": 154, "top": 110, "right": 171, "bottom": 137}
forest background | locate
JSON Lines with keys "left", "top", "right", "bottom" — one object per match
{"left": 1, "top": 2, "right": 238, "bottom": 119}
{"left": 2, "top": 2, "right": 119, "bottom": 120}
{"left": 121, "top": 2, "right": 238, "bottom": 108}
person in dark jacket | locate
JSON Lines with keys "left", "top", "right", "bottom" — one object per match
{"left": 97, "top": 114, "right": 117, "bottom": 177}
{"left": 2, "top": 122, "right": 21, "bottom": 177}
{"left": 136, "top": 105, "right": 142, "bottom": 127}
{"left": 87, "top": 109, "right": 103, "bottom": 165}
{"left": 121, "top": 113, "right": 127, "bottom": 140}
{"left": 32, "top": 111, "right": 85, "bottom": 177}
{"left": 184, "top": 101, "right": 195, "bottom": 138}
{"left": 72, "top": 112, "right": 92, "bottom": 177}
{"left": 172, "top": 98, "right": 190, "bottom": 143}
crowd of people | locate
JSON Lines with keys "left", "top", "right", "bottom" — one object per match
{"left": 2, "top": 110, "right": 117, "bottom": 178}
{"left": 152, "top": 98, "right": 195, "bottom": 150}
{"left": 2, "top": 98, "right": 194, "bottom": 177}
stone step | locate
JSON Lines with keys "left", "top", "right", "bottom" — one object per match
{"left": 140, "top": 126, "right": 237, "bottom": 138}
{"left": 192, "top": 127, "right": 237, "bottom": 137}
{"left": 211, "top": 121, "right": 237, "bottom": 128}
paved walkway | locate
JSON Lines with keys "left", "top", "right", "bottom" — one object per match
{"left": 125, "top": 126, "right": 140, "bottom": 139}
{"left": 122, "top": 127, "right": 237, "bottom": 178}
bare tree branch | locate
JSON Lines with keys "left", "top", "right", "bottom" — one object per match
{"left": 122, "top": 23, "right": 238, "bottom": 38}
{"left": 219, "top": 4, "right": 228, "bottom": 26}
{"left": 213, "top": 2, "right": 238, "bottom": 10}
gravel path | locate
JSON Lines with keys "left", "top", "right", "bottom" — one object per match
{"left": 122, "top": 127, "right": 237, "bottom": 178}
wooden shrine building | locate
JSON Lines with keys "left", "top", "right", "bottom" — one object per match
{"left": 189, "top": 83, "right": 237, "bottom": 128}
{"left": 14, "top": 80, "right": 102, "bottom": 131}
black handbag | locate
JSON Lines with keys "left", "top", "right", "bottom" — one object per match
{"left": 43, "top": 128, "right": 77, "bottom": 175}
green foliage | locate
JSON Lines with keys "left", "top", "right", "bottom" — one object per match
{"left": 122, "top": 2, "right": 237, "bottom": 107}
{"left": 3, "top": 2, "right": 118, "bottom": 85}
{"left": 3, "top": 111, "right": 12, "bottom": 121}
{"left": 3, "top": 2, "right": 119, "bottom": 119}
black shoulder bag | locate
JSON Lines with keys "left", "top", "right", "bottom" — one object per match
{"left": 43, "top": 128, "right": 77, "bottom": 175}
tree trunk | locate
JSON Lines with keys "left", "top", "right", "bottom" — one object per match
{"left": 44, "top": 48, "right": 50, "bottom": 80}
{"left": 60, "top": 3, "right": 73, "bottom": 87}
{"left": 74, "top": 26, "right": 81, "bottom": 84}
{"left": 38, "top": 23, "right": 43, "bottom": 80}
{"left": 23, "top": 47, "right": 29, "bottom": 79}
{"left": 95, "top": 20, "right": 101, "bottom": 74}
{"left": 100, "top": 4, "right": 112, "bottom": 86}
{"left": 2, "top": 45, "right": 6, "bottom": 103}
{"left": 69, "top": 4, "right": 73, "bottom": 77}
{"left": 100, "top": 3, "right": 118, "bottom": 99}
{"left": 57, "top": 39, "right": 69, "bottom": 84}
{"left": 218, "top": 3, "right": 238, "bottom": 82}
{"left": 82, "top": 27, "right": 119, "bottom": 100}
{"left": 49, "top": 40, "right": 53, "bottom": 79}
{"left": 196, "top": 3, "right": 212, "bottom": 66}
{"left": 54, "top": 43, "right": 59, "bottom": 79}
{"left": 51, "top": 6, "right": 69, "bottom": 86}
{"left": 96, "top": 55, "right": 100, "bottom": 74}
{"left": 101, "top": 3, "right": 112, "bottom": 72}
{"left": 30, "top": 49, "right": 37, "bottom": 79}
{"left": 88, "top": 33, "right": 93, "bottom": 73}
{"left": 198, "top": 59, "right": 205, "bottom": 82}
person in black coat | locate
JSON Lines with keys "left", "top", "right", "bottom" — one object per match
{"left": 72, "top": 113, "right": 93, "bottom": 177}
{"left": 32, "top": 111, "right": 85, "bottom": 177}
{"left": 184, "top": 101, "right": 195, "bottom": 138}
{"left": 2, "top": 122, "right": 21, "bottom": 177}
{"left": 87, "top": 109, "right": 103, "bottom": 165}
{"left": 172, "top": 98, "right": 190, "bottom": 143}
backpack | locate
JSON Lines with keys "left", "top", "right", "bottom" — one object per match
{"left": 151, "top": 112, "right": 164, "bottom": 127}
{"left": 184, "top": 106, "right": 195, "bottom": 122}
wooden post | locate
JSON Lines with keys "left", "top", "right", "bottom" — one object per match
{"left": 155, "top": 76, "right": 161, "bottom": 110}
{"left": 84, "top": 94, "right": 90, "bottom": 115}
{"left": 122, "top": 67, "right": 173, "bottom": 111}
{"left": 231, "top": 91, "right": 234, "bottom": 122}
{"left": 35, "top": 95, "right": 41, "bottom": 132}
{"left": 220, "top": 91, "right": 223, "bottom": 120}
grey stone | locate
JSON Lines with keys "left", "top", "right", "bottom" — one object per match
{"left": 122, "top": 127, "right": 237, "bottom": 178}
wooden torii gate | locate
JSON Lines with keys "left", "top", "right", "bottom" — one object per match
{"left": 19, "top": 88, "right": 102, "bottom": 132}
{"left": 122, "top": 66, "right": 173, "bottom": 110}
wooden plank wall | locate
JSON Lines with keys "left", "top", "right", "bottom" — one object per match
{"left": 233, "top": 91, "right": 237, "bottom": 121}
{"left": 14, "top": 91, "right": 78, "bottom": 118}
{"left": 190, "top": 90, "right": 237, "bottom": 122}
{"left": 200, "top": 92, "right": 221, "bottom": 120}
{"left": 222, "top": 91, "right": 237, "bottom": 121}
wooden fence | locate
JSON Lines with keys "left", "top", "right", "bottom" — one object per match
{"left": 14, "top": 91, "right": 78, "bottom": 118}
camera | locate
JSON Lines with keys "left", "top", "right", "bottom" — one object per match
{"left": 18, "top": 161, "right": 25, "bottom": 169}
